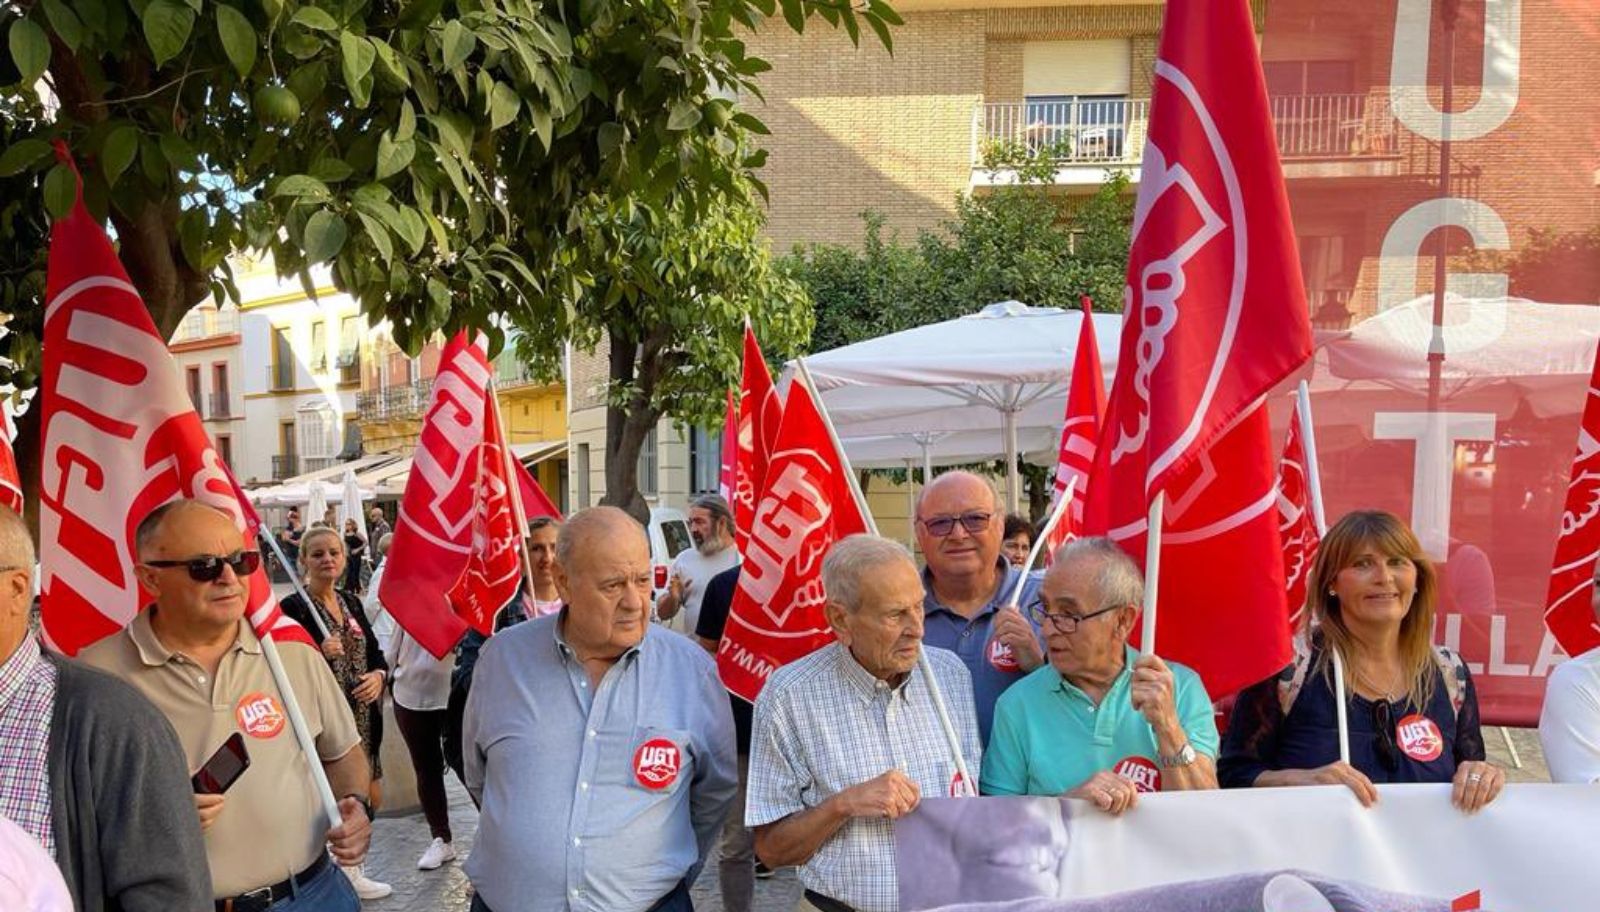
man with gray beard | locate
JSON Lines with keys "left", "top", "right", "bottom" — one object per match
{"left": 656, "top": 494, "right": 741, "bottom": 635}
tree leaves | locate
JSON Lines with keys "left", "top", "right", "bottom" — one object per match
{"left": 666, "top": 101, "right": 701, "bottom": 131}
{"left": 40, "top": 0, "right": 84, "bottom": 53}
{"left": 340, "top": 32, "right": 376, "bottom": 107}
{"left": 0, "top": 138, "right": 50, "bottom": 178}
{"left": 441, "top": 20, "right": 474, "bottom": 70}
{"left": 41, "top": 164, "right": 76, "bottom": 219}
{"left": 303, "top": 210, "right": 348, "bottom": 262}
{"left": 100, "top": 125, "right": 138, "bottom": 186}
{"left": 375, "top": 132, "right": 414, "bottom": 179}
{"left": 140, "top": 0, "right": 195, "bottom": 68}
{"left": 7, "top": 18, "right": 50, "bottom": 87}
{"left": 489, "top": 82, "right": 520, "bottom": 131}
{"left": 290, "top": 7, "right": 338, "bottom": 31}
{"left": 215, "top": 5, "right": 257, "bottom": 79}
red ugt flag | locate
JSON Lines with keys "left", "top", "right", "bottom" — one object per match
{"left": 38, "top": 154, "right": 311, "bottom": 653}
{"left": 733, "top": 325, "right": 782, "bottom": 555}
{"left": 445, "top": 390, "right": 524, "bottom": 639}
{"left": 1081, "top": 0, "right": 1313, "bottom": 699}
{"left": 1544, "top": 349, "right": 1600, "bottom": 658}
{"left": 0, "top": 404, "right": 21, "bottom": 514}
{"left": 380, "top": 332, "right": 495, "bottom": 658}
{"left": 1043, "top": 297, "right": 1106, "bottom": 564}
{"left": 719, "top": 376, "right": 868, "bottom": 702}
{"left": 1277, "top": 398, "right": 1321, "bottom": 630}
{"left": 512, "top": 457, "right": 562, "bottom": 522}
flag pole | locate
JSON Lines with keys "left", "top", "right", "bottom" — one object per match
{"left": 1296, "top": 380, "right": 1347, "bottom": 763}
{"left": 1005, "top": 476, "right": 1075, "bottom": 608}
{"left": 797, "top": 357, "right": 977, "bottom": 796}
{"left": 260, "top": 633, "right": 343, "bottom": 825}
{"left": 257, "top": 527, "right": 331, "bottom": 640}
{"left": 1141, "top": 493, "right": 1163, "bottom": 656}
{"left": 487, "top": 374, "right": 537, "bottom": 599}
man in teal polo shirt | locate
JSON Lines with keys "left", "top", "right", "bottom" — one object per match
{"left": 981, "top": 536, "right": 1218, "bottom": 812}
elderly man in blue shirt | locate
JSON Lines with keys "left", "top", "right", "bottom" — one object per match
{"left": 981, "top": 536, "right": 1219, "bottom": 812}
{"left": 749, "top": 535, "right": 981, "bottom": 912}
{"left": 915, "top": 471, "right": 1045, "bottom": 745}
{"left": 462, "top": 506, "right": 738, "bottom": 912}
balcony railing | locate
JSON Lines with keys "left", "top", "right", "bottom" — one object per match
{"left": 268, "top": 363, "right": 295, "bottom": 391}
{"left": 302, "top": 456, "right": 337, "bottom": 473}
{"left": 976, "top": 93, "right": 1405, "bottom": 168}
{"left": 170, "top": 308, "right": 241, "bottom": 345}
{"left": 271, "top": 454, "right": 299, "bottom": 479}
{"left": 208, "top": 391, "right": 232, "bottom": 418}
{"left": 356, "top": 379, "right": 432, "bottom": 421}
{"left": 494, "top": 355, "right": 537, "bottom": 389}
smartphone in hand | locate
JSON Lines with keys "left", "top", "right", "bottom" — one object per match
{"left": 192, "top": 732, "right": 251, "bottom": 795}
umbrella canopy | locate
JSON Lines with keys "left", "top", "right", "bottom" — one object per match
{"left": 306, "top": 480, "right": 329, "bottom": 530}
{"left": 785, "top": 301, "right": 1121, "bottom": 510}
{"left": 337, "top": 468, "right": 369, "bottom": 542}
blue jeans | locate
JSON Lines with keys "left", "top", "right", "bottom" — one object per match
{"left": 268, "top": 858, "right": 359, "bottom": 912}
{"left": 471, "top": 880, "right": 691, "bottom": 912}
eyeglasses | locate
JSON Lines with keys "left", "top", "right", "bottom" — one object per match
{"left": 144, "top": 550, "right": 261, "bottom": 583}
{"left": 1371, "top": 700, "right": 1399, "bottom": 773}
{"left": 919, "top": 511, "right": 993, "bottom": 537}
{"left": 1026, "top": 600, "right": 1122, "bottom": 633}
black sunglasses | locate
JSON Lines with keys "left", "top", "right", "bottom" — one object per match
{"left": 1371, "top": 700, "right": 1399, "bottom": 773}
{"left": 919, "top": 511, "right": 993, "bottom": 537}
{"left": 145, "top": 550, "right": 261, "bottom": 583}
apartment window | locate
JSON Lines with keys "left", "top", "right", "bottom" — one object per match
{"left": 577, "top": 443, "right": 592, "bottom": 508}
{"left": 216, "top": 435, "right": 233, "bottom": 470}
{"left": 337, "top": 316, "right": 361, "bottom": 383}
{"left": 636, "top": 428, "right": 659, "bottom": 497}
{"left": 275, "top": 421, "right": 298, "bottom": 479}
{"left": 270, "top": 327, "right": 294, "bottom": 390}
{"left": 297, "top": 406, "right": 337, "bottom": 471}
{"left": 688, "top": 425, "right": 722, "bottom": 495}
{"left": 310, "top": 321, "right": 328, "bottom": 373}
{"left": 340, "top": 416, "right": 363, "bottom": 459}
{"left": 185, "top": 366, "right": 203, "bottom": 415}
{"left": 1262, "top": 60, "right": 1357, "bottom": 96}
{"left": 211, "top": 363, "right": 230, "bottom": 418}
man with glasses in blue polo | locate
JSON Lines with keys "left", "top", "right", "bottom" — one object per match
{"left": 915, "top": 471, "right": 1045, "bottom": 746}
{"left": 979, "top": 536, "right": 1219, "bottom": 811}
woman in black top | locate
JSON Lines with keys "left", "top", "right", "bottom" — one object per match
{"left": 342, "top": 518, "right": 368, "bottom": 593}
{"left": 1220, "top": 510, "right": 1503, "bottom": 812}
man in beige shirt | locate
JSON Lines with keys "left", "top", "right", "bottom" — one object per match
{"left": 80, "top": 500, "right": 373, "bottom": 912}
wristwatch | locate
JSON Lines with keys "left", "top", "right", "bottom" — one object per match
{"left": 343, "top": 793, "right": 374, "bottom": 822}
{"left": 1157, "top": 742, "right": 1197, "bottom": 769}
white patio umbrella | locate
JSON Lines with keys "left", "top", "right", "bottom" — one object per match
{"left": 306, "top": 480, "right": 329, "bottom": 530}
{"left": 785, "top": 301, "right": 1121, "bottom": 511}
{"left": 337, "top": 468, "right": 369, "bottom": 541}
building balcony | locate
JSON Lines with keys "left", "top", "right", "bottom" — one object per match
{"left": 170, "top": 308, "right": 241, "bottom": 345}
{"left": 267, "top": 363, "right": 295, "bottom": 392}
{"left": 973, "top": 93, "right": 1433, "bottom": 187}
{"left": 208, "top": 391, "right": 232, "bottom": 419}
{"left": 302, "top": 456, "right": 337, "bottom": 473}
{"left": 356, "top": 379, "right": 432, "bottom": 421}
{"left": 271, "top": 454, "right": 299, "bottom": 480}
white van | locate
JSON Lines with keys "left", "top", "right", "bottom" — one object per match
{"left": 646, "top": 506, "right": 692, "bottom": 616}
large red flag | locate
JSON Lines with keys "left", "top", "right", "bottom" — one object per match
{"left": 445, "top": 392, "right": 524, "bottom": 639}
{"left": 38, "top": 155, "right": 311, "bottom": 654}
{"left": 733, "top": 325, "right": 781, "bottom": 555}
{"left": 718, "top": 376, "right": 868, "bottom": 702}
{"left": 1276, "top": 398, "right": 1321, "bottom": 631}
{"left": 1544, "top": 351, "right": 1600, "bottom": 658}
{"left": 1042, "top": 297, "right": 1106, "bottom": 563}
{"left": 512, "top": 457, "right": 562, "bottom": 521}
{"left": 1081, "top": 0, "right": 1313, "bottom": 699}
{"left": 380, "top": 332, "right": 495, "bottom": 657}
{"left": 0, "top": 404, "right": 21, "bottom": 514}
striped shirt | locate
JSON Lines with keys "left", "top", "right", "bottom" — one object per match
{"left": 747, "top": 643, "right": 981, "bottom": 912}
{"left": 0, "top": 638, "right": 57, "bottom": 856}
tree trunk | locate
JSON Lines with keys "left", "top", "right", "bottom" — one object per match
{"left": 598, "top": 329, "right": 659, "bottom": 527}
{"left": 1025, "top": 463, "right": 1050, "bottom": 524}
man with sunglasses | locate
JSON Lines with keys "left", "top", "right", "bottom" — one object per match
{"left": 0, "top": 504, "right": 211, "bottom": 910}
{"left": 81, "top": 500, "right": 374, "bottom": 912}
{"left": 915, "top": 471, "right": 1045, "bottom": 745}
{"left": 979, "top": 537, "right": 1219, "bottom": 811}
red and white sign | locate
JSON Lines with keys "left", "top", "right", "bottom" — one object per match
{"left": 1113, "top": 755, "right": 1163, "bottom": 794}
{"left": 0, "top": 404, "right": 21, "bottom": 515}
{"left": 1043, "top": 296, "right": 1106, "bottom": 564}
{"left": 1544, "top": 345, "right": 1600, "bottom": 660}
{"left": 1395, "top": 713, "right": 1444, "bottom": 763}
{"left": 445, "top": 393, "right": 523, "bottom": 639}
{"left": 719, "top": 377, "right": 868, "bottom": 702}
{"left": 633, "top": 737, "right": 682, "bottom": 790}
{"left": 986, "top": 637, "right": 1020, "bottom": 673}
{"left": 1276, "top": 398, "right": 1321, "bottom": 630}
{"left": 380, "top": 332, "right": 494, "bottom": 659}
{"left": 733, "top": 325, "right": 782, "bottom": 556}
{"left": 37, "top": 149, "right": 311, "bottom": 655}
{"left": 235, "top": 691, "right": 286, "bottom": 739}
{"left": 1081, "top": 0, "right": 1311, "bottom": 701}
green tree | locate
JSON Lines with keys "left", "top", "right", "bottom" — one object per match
{"left": 0, "top": 0, "right": 898, "bottom": 520}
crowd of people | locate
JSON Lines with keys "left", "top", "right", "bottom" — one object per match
{"left": 1, "top": 469, "right": 1598, "bottom": 912}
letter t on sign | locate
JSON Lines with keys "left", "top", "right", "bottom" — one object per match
{"left": 1372, "top": 411, "right": 1495, "bottom": 560}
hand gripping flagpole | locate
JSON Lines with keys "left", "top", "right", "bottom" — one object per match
{"left": 797, "top": 357, "right": 976, "bottom": 796}
{"left": 1297, "top": 379, "right": 1348, "bottom": 765}
{"left": 1005, "top": 477, "right": 1076, "bottom": 608}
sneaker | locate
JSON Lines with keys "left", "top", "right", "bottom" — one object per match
{"left": 417, "top": 837, "right": 456, "bottom": 871}
{"left": 342, "top": 864, "right": 393, "bottom": 900}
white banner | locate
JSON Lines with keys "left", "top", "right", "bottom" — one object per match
{"left": 895, "top": 786, "right": 1600, "bottom": 912}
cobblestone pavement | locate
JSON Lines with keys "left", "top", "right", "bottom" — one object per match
{"left": 361, "top": 727, "right": 1547, "bottom": 912}
{"left": 363, "top": 777, "right": 802, "bottom": 912}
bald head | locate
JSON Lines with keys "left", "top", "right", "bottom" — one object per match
{"left": 914, "top": 471, "right": 1003, "bottom": 518}
{"left": 554, "top": 506, "right": 652, "bottom": 657}
{"left": 135, "top": 500, "right": 239, "bottom": 561}
{"left": 0, "top": 505, "right": 34, "bottom": 579}
{"left": 556, "top": 506, "right": 646, "bottom": 569}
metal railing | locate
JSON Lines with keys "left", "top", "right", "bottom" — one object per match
{"left": 975, "top": 93, "right": 1404, "bottom": 167}
{"left": 271, "top": 454, "right": 299, "bottom": 479}
{"left": 170, "top": 308, "right": 241, "bottom": 344}
{"left": 208, "top": 391, "right": 232, "bottom": 418}
{"left": 494, "top": 355, "right": 537, "bottom": 389}
{"left": 267, "top": 363, "right": 295, "bottom": 391}
{"left": 356, "top": 379, "right": 432, "bottom": 421}
{"left": 302, "top": 456, "right": 337, "bottom": 473}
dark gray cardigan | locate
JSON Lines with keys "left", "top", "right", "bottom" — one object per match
{"left": 44, "top": 652, "right": 212, "bottom": 911}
